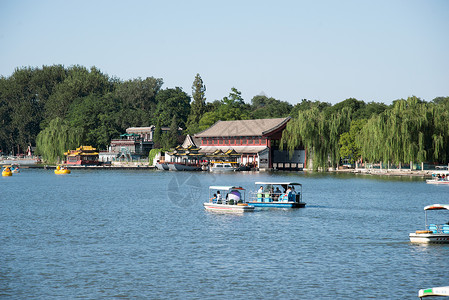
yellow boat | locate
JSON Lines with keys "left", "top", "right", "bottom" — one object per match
{"left": 54, "top": 165, "right": 71, "bottom": 175}
{"left": 2, "top": 166, "right": 13, "bottom": 177}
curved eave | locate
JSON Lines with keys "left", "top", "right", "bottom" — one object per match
{"left": 261, "top": 116, "right": 291, "bottom": 137}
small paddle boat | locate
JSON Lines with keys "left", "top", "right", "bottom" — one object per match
{"left": 11, "top": 164, "right": 20, "bottom": 173}
{"left": 203, "top": 186, "right": 254, "bottom": 212}
{"left": 419, "top": 286, "right": 449, "bottom": 299}
{"left": 54, "top": 165, "right": 71, "bottom": 175}
{"left": 426, "top": 171, "right": 449, "bottom": 185}
{"left": 409, "top": 204, "right": 449, "bottom": 244}
{"left": 2, "top": 165, "right": 12, "bottom": 177}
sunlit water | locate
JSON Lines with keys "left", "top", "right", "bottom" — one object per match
{"left": 1, "top": 169, "right": 448, "bottom": 299}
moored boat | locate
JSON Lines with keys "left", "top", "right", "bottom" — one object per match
{"left": 2, "top": 165, "right": 12, "bottom": 177}
{"left": 203, "top": 186, "right": 254, "bottom": 212}
{"left": 426, "top": 171, "right": 449, "bottom": 184}
{"left": 155, "top": 162, "right": 169, "bottom": 170}
{"left": 168, "top": 163, "right": 201, "bottom": 171}
{"left": 209, "top": 161, "right": 237, "bottom": 172}
{"left": 248, "top": 182, "right": 306, "bottom": 208}
{"left": 54, "top": 165, "right": 71, "bottom": 175}
{"left": 409, "top": 204, "right": 449, "bottom": 244}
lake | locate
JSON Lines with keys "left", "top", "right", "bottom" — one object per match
{"left": 1, "top": 169, "right": 448, "bottom": 299}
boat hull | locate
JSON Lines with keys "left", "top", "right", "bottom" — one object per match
{"left": 248, "top": 201, "right": 306, "bottom": 208}
{"left": 203, "top": 203, "right": 254, "bottom": 212}
{"left": 426, "top": 179, "right": 449, "bottom": 185}
{"left": 210, "top": 167, "right": 236, "bottom": 172}
{"left": 54, "top": 170, "right": 71, "bottom": 175}
{"left": 168, "top": 163, "right": 201, "bottom": 171}
{"left": 2, "top": 171, "right": 12, "bottom": 177}
{"left": 409, "top": 232, "right": 449, "bottom": 243}
{"left": 155, "top": 163, "right": 169, "bottom": 170}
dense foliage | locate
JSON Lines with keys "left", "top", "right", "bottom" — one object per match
{"left": 282, "top": 96, "right": 449, "bottom": 170}
{"left": 1, "top": 65, "right": 448, "bottom": 168}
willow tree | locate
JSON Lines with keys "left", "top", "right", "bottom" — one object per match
{"left": 281, "top": 107, "right": 352, "bottom": 171}
{"left": 35, "top": 117, "right": 81, "bottom": 163}
{"left": 356, "top": 96, "right": 447, "bottom": 165}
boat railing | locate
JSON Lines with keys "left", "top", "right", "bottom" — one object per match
{"left": 249, "top": 191, "right": 301, "bottom": 203}
{"left": 427, "top": 224, "right": 449, "bottom": 234}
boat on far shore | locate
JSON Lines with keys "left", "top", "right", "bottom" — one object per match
{"left": 426, "top": 171, "right": 449, "bottom": 184}
{"left": 155, "top": 162, "right": 169, "bottom": 170}
{"left": 209, "top": 161, "right": 237, "bottom": 172}
{"left": 168, "top": 163, "right": 201, "bottom": 171}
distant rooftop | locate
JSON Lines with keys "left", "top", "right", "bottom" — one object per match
{"left": 194, "top": 117, "right": 291, "bottom": 138}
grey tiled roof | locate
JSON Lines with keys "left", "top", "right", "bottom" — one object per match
{"left": 194, "top": 117, "right": 291, "bottom": 138}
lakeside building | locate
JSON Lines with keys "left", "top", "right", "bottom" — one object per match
{"left": 65, "top": 146, "right": 100, "bottom": 165}
{"left": 104, "top": 126, "right": 181, "bottom": 162}
{"left": 193, "top": 117, "right": 305, "bottom": 170}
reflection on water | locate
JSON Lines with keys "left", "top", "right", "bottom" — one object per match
{"left": 0, "top": 169, "right": 448, "bottom": 299}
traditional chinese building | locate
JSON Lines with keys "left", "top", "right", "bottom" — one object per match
{"left": 107, "top": 126, "right": 182, "bottom": 161}
{"left": 65, "top": 145, "right": 100, "bottom": 165}
{"left": 194, "top": 117, "right": 305, "bottom": 170}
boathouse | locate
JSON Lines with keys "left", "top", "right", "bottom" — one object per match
{"left": 194, "top": 117, "right": 305, "bottom": 170}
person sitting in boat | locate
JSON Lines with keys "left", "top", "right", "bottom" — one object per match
{"left": 273, "top": 187, "right": 281, "bottom": 201}
{"left": 216, "top": 191, "right": 222, "bottom": 203}
{"left": 210, "top": 194, "right": 217, "bottom": 203}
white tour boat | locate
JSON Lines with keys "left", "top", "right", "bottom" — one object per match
{"left": 409, "top": 204, "right": 449, "bottom": 244}
{"left": 203, "top": 186, "right": 254, "bottom": 212}
{"left": 248, "top": 182, "right": 306, "bottom": 208}
{"left": 426, "top": 171, "right": 449, "bottom": 185}
{"left": 209, "top": 161, "right": 237, "bottom": 172}
{"left": 419, "top": 286, "right": 449, "bottom": 299}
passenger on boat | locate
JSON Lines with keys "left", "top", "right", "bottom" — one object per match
{"left": 216, "top": 191, "right": 222, "bottom": 203}
{"left": 257, "top": 186, "right": 264, "bottom": 202}
{"left": 210, "top": 194, "right": 217, "bottom": 203}
{"left": 273, "top": 187, "right": 281, "bottom": 201}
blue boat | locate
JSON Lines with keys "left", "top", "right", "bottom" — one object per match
{"left": 248, "top": 182, "right": 306, "bottom": 208}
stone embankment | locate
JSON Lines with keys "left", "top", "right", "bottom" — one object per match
{"left": 335, "top": 168, "right": 432, "bottom": 177}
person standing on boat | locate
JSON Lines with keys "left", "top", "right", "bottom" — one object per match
{"left": 257, "top": 186, "right": 264, "bottom": 202}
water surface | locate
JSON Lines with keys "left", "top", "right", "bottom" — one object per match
{"left": 1, "top": 169, "right": 448, "bottom": 299}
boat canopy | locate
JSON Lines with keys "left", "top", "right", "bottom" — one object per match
{"left": 424, "top": 204, "right": 449, "bottom": 211}
{"left": 255, "top": 182, "right": 302, "bottom": 186}
{"left": 209, "top": 186, "right": 245, "bottom": 191}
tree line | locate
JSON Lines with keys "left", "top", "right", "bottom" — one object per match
{"left": 281, "top": 96, "right": 449, "bottom": 170}
{"left": 0, "top": 65, "right": 292, "bottom": 162}
{"left": 1, "top": 65, "right": 447, "bottom": 166}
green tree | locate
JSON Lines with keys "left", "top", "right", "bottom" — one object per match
{"left": 153, "top": 119, "right": 162, "bottom": 148}
{"left": 67, "top": 94, "right": 121, "bottom": 149}
{"left": 35, "top": 117, "right": 81, "bottom": 163}
{"left": 250, "top": 95, "right": 292, "bottom": 119}
{"left": 185, "top": 73, "right": 206, "bottom": 134}
{"left": 44, "top": 66, "right": 113, "bottom": 122}
{"left": 166, "top": 115, "right": 179, "bottom": 148}
{"left": 197, "top": 87, "right": 250, "bottom": 131}
{"left": 154, "top": 87, "right": 191, "bottom": 128}
{"left": 339, "top": 119, "right": 366, "bottom": 163}
{"left": 114, "top": 76, "right": 163, "bottom": 125}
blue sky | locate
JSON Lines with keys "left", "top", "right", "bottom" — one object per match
{"left": 1, "top": 0, "right": 448, "bottom": 105}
